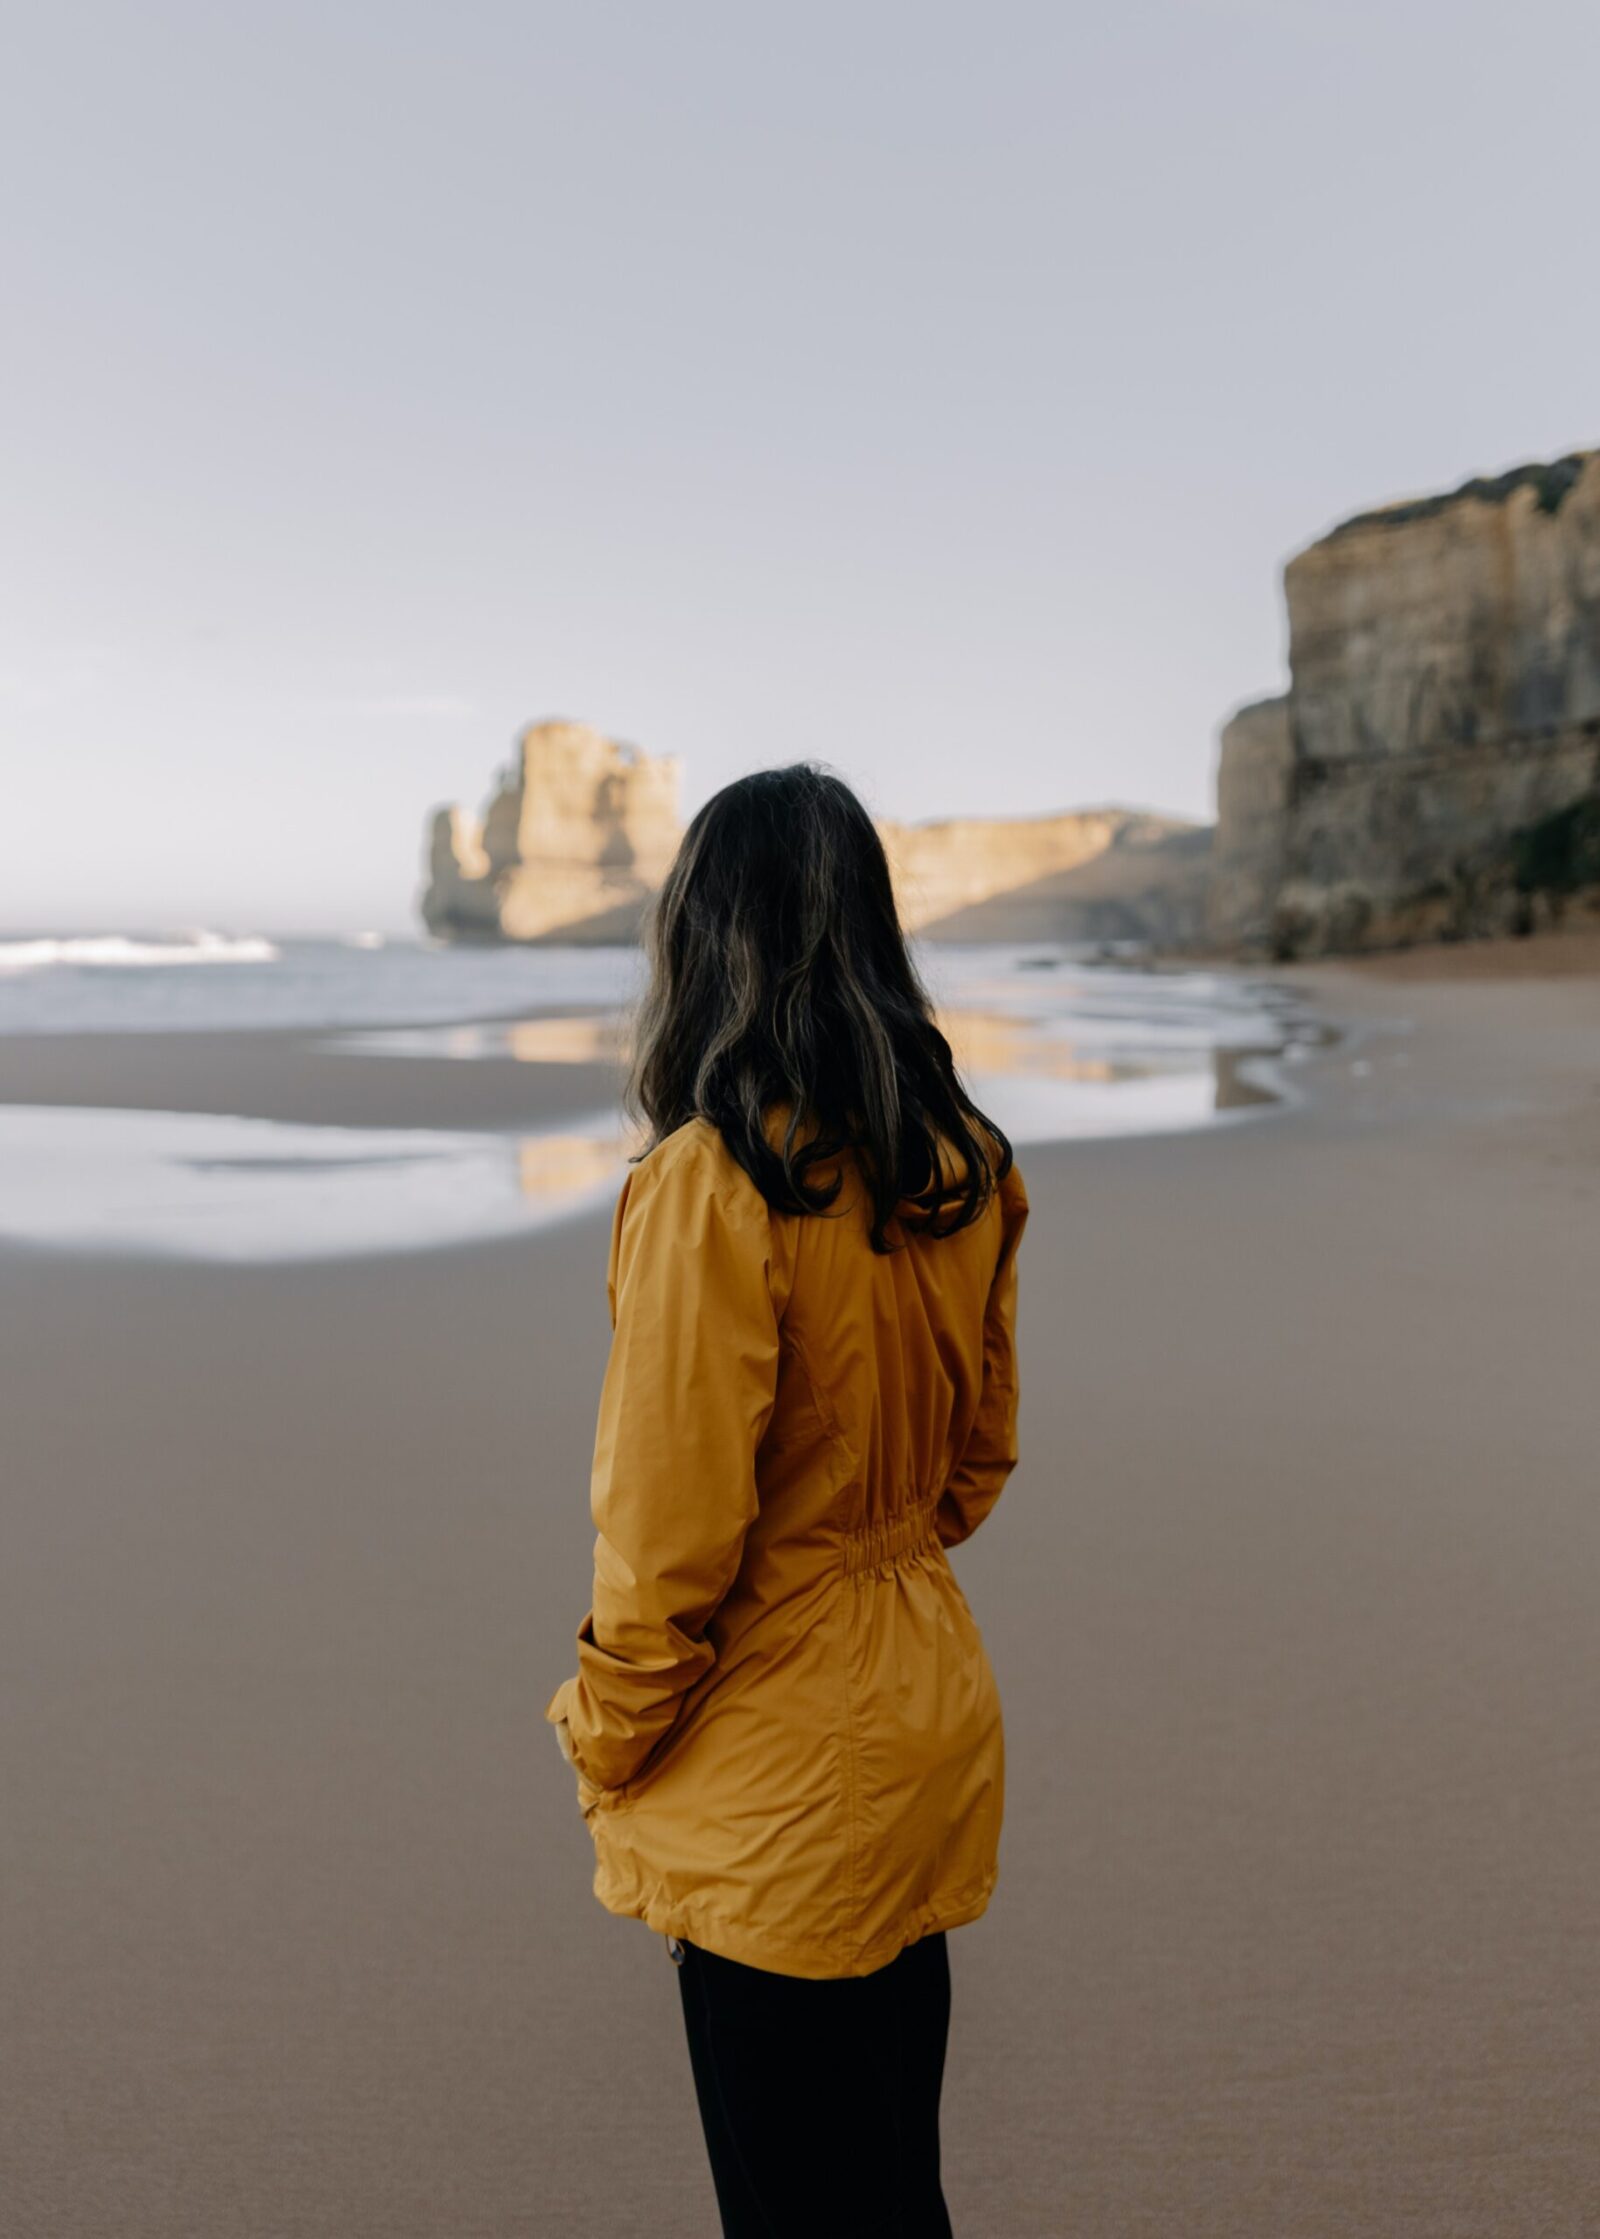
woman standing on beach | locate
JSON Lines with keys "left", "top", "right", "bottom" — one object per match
{"left": 546, "top": 766, "right": 1027, "bottom": 2239}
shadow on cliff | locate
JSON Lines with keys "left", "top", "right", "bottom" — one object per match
{"left": 918, "top": 824, "right": 1213, "bottom": 946}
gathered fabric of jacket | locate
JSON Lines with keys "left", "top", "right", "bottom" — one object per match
{"left": 545, "top": 1112, "right": 1028, "bottom": 1980}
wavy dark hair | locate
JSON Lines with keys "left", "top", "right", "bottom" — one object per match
{"left": 626, "top": 764, "right": 1012, "bottom": 1252}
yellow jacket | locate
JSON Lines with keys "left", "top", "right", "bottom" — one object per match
{"left": 546, "top": 1115, "right": 1028, "bottom": 1979}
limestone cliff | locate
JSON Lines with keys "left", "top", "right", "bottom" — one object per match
{"left": 1205, "top": 697, "right": 1293, "bottom": 948}
{"left": 1208, "top": 450, "right": 1600, "bottom": 953}
{"left": 424, "top": 724, "right": 1209, "bottom": 948}
{"left": 423, "top": 720, "right": 682, "bottom": 944}
{"left": 886, "top": 810, "right": 1212, "bottom": 946}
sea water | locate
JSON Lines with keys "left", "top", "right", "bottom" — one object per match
{"left": 0, "top": 932, "right": 1313, "bottom": 1259}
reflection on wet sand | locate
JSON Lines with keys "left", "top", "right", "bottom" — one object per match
{"left": 503, "top": 1016, "right": 622, "bottom": 1066}
{"left": 941, "top": 1006, "right": 1161, "bottom": 1088}
{"left": 0, "top": 959, "right": 1314, "bottom": 1260}
{"left": 336, "top": 949, "right": 1319, "bottom": 1140}
{"left": 360, "top": 999, "right": 1296, "bottom": 1119}
{"left": 332, "top": 1014, "right": 624, "bottom": 1065}
{"left": 515, "top": 1125, "right": 637, "bottom": 1203}
{"left": 0, "top": 1104, "right": 632, "bottom": 1263}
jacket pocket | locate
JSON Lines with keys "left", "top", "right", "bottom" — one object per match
{"left": 576, "top": 1772, "right": 613, "bottom": 1822}
{"left": 579, "top": 1768, "right": 641, "bottom": 1820}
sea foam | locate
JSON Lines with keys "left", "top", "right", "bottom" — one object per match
{"left": 0, "top": 931, "right": 280, "bottom": 974}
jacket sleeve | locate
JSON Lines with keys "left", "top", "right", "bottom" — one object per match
{"left": 545, "top": 1134, "right": 781, "bottom": 1794}
{"left": 937, "top": 1161, "right": 1028, "bottom": 1550}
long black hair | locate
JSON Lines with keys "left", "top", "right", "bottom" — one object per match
{"left": 626, "top": 764, "right": 1012, "bottom": 1252}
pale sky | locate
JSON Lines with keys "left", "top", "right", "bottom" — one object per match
{"left": 3, "top": 0, "right": 1596, "bottom": 932}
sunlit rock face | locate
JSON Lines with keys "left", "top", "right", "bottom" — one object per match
{"left": 423, "top": 721, "right": 683, "bottom": 944}
{"left": 884, "top": 811, "right": 1212, "bottom": 946}
{"left": 423, "top": 723, "right": 1212, "bottom": 948}
{"left": 1209, "top": 451, "right": 1600, "bottom": 954}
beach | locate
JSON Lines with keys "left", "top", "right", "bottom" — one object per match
{"left": 3, "top": 938, "right": 1597, "bottom": 2237}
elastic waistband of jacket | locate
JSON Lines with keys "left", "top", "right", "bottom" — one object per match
{"left": 842, "top": 1497, "right": 941, "bottom": 1578}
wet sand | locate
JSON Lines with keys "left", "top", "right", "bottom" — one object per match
{"left": 3, "top": 944, "right": 1598, "bottom": 2237}
{"left": 0, "top": 1025, "right": 622, "bottom": 1132}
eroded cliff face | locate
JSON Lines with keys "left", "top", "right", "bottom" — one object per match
{"left": 423, "top": 721, "right": 682, "bottom": 944}
{"left": 886, "top": 810, "right": 1212, "bottom": 946}
{"left": 424, "top": 725, "right": 1209, "bottom": 948}
{"left": 1208, "top": 450, "right": 1600, "bottom": 953}
{"left": 1204, "top": 697, "right": 1293, "bottom": 949}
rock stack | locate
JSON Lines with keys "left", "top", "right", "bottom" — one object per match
{"left": 422, "top": 721, "right": 682, "bottom": 944}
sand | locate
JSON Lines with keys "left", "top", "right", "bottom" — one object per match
{"left": 0, "top": 1025, "right": 622, "bottom": 1131}
{"left": 3, "top": 946, "right": 1597, "bottom": 2237}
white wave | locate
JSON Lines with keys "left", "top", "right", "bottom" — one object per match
{"left": 0, "top": 930, "right": 280, "bottom": 975}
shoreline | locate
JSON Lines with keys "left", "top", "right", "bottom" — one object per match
{"left": 0, "top": 944, "right": 1327, "bottom": 1144}
{"left": 0, "top": 1022, "right": 627, "bottom": 1132}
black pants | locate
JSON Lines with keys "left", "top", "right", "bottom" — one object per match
{"left": 675, "top": 1931, "right": 954, "bottom": 2239}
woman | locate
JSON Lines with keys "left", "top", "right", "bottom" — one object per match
{"left": 545, "top": 764, "right": 1027, "bottom": 2238}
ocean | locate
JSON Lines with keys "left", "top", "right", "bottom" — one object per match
{"left": 0, "top": 931, "right": 1314, "bottom": 1259}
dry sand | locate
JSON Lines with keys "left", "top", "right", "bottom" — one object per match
{"left": 3, "top": 946, "right": 1598, "bottom": 2237}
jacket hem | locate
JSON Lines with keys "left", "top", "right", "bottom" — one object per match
{"left": 589, "top": 1865, "right": 999, "bottom": 1981}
